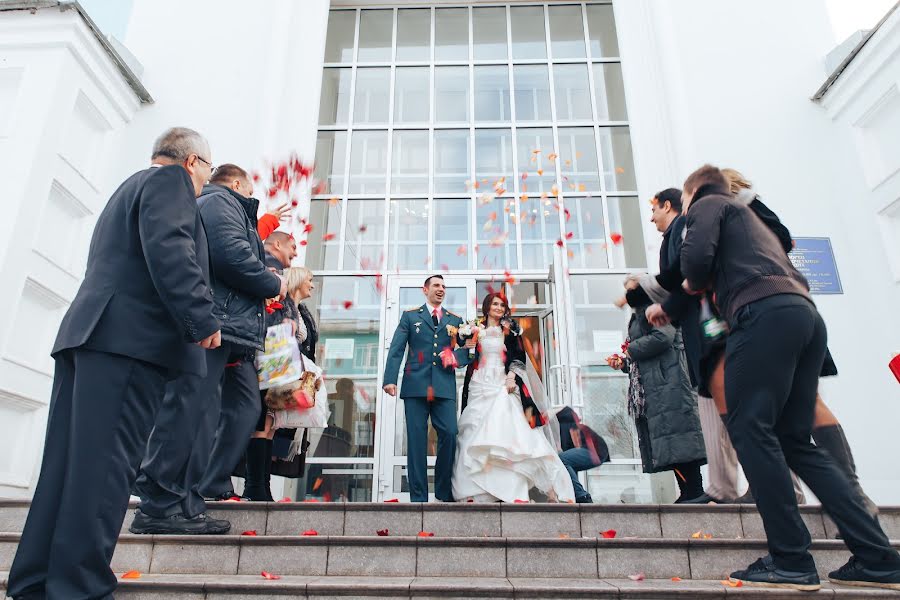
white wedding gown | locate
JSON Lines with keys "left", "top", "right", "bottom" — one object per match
{"left": 452, "top": 326, "right": 575, "bottom": 503}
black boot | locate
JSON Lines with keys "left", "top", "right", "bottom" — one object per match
{"left": 243, "top": 438, "right": 269, "bottom": 501}
{"left": 673, "top": 460, "right": 705, "bottom": 503}
{"left": 263, "top": 438, "right": 275, "bottom": 502}
{"left": 812, "top": 424, "right": 878, "bottom": 518}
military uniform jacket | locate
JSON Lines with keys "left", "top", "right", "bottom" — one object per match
{"left": 383, "top": 305, "right": 469, "bottom": 401}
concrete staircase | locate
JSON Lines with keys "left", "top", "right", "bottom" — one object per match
{"left": 2, "top": 500, "right": 900, "bottom": 598}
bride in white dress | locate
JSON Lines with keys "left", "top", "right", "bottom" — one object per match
{"left": 452, "top": 293, "right": 575, "bottom": 503}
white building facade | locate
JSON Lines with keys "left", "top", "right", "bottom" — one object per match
{"left": 1, "top": 0, "right": 898, "bottom": 504}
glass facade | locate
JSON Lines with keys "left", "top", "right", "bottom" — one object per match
{"left": 303, "top": 3, "right": 664, "bottom": 502}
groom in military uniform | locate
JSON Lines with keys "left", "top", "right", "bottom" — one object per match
{"left": 383, "top": 275, "right": 473, "bottom": 502}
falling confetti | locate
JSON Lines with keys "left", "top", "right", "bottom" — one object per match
{"left": 342, "top": 300, "right": 353, "bottom": 310}
{"left": 610, "top": 232, "right": 623, "bottom": 245}
{"left": 313, "top": 477, "right": 324, "bottom": 492}
{"left": 615, "top": 167, "right": 625, "bottom": 174}
{"left": 322, "top": 232, "right": 336, "bottom": 242}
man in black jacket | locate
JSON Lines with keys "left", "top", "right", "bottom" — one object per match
{"left": 8, "top": 127, "right": 222, "bottom": 600}
{"left": 132, "top": 164, "right": 284, "bottom": 534}
{"left": 680, "top": 164, "right": 900, "bottom": 592}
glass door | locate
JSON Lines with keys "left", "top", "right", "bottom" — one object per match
{"left": 376, "top": 276, "right": 476, "bottom": 501}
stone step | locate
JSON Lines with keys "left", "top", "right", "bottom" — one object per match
{"left": 3, "top": 532, "right": 899, "bottom": 581}
{"left": 3, "top": 572, "right": 899, "bottom": 598}
{"left": 2, "top": 500, "right": 898, "bottom": 540}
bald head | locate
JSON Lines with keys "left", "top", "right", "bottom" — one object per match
{"left": 150, "top": 127, "right": 213, "bottom": 197}
{"left": 264, "top": 231, "right": 297, "bottom": 268}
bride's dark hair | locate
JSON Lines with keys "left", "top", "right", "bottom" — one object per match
{"left": 481, "top": 292, "right": 510, "bottom": 323}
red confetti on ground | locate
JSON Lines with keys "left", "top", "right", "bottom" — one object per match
{"left": 301, "top": 529, "right": 318, "bottom": 536}
{"left": 417, "top": 531, "right": 435, "bottom": 537}
{"left": 121, "top": 570, "right": 141, "bottom": 579}
{"left": 342, "top": 300, "right": 353, "bottom": 309}
{"left": 610, "top": 232, "right": 623, "bottom": 245}
{"left": 721, "top": 579, "right": 743, "bottom": 588}
{"left": 600, "top": 529, "right": 617, "bottom": 538}
{"left": 628, "top": 573, "right": 645, "bottom": 582}
{"left": 322, "top": 492, "right": 333, "bottom": 503}
{"left": 671, "top": 577, "right": 683, "bottom": 582}
{"left": 277, "top": 497, "right": 292, "bottom": 503}
{"left": 241, "top": 530, "right": 258, "bottom": 536}
{"left": 384, "top": 498, "right": 399, "bottom": 503}
{"left": 513, "top": 499, "right": 529, "bottom": 504}
{"left": 224, "top": 496, "right": 242, "bottom": 502}
{"left": 376, "top": 529, "right": 389, "bottom": 536}
{"left": 261, "top": 571, "right": 282, "bottom": 580}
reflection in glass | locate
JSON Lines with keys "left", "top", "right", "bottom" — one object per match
{"left": 510, "top": 6, "right": 546, "bottom": 60}
{"left": 599, "top": 127, "right": 636, "bottom": 191}
{"left": 566, "top": 196, "right": 608, "bottom": 269}
{"left": 474, "top": 65, "right": 511, "bottom": 122}
{"left": 593, "top": 63, "right": 628, "bottom": 121}
{"left": 434, "top": 67, "right": 470, "bottom": 123}
{"left": 394, "top": 68, "right": 430, "bottom": 123}
{"left": 433, "top": 199, "right": 470, "bottom": 270}
{"left": 319, "top": 68, "right": 351, "bottom": 125}
{"left": 516, "top": 128, "right": 556, "bottom": 193}
{"left": 433, "top": 129, "right": 470, "bottom": 193}
{"left": 344, "top": 200, "right": 386, "bottom": 270}
{"left": 306, "top": 200, "right": 342, "bottom": 270}
{"left": 314, "top": 131, "right": 347, "bottom": 196}
{"left": 473, "top": 7, "right": 507, "bottom": 60}
{"left": 549, "top": 5, "right": 586, "bottom": 59}
{"left": 389, "top": 199, "right": 428, "bottom": 269}
{"left": 397, "top": 9, "right": 431, "bottom": 61}
{"left": 357, "top": 10, "right": 393, "bottom": 62}
{"left": 606, "top": 196, "right": 646, "bottom": 269}
{"left": 348, "top": 130, "right": 388, "bottom": 194}
{"left": 513, "top": 65, "right": 551, "bottom": 122}
{"left": 558, "top": 127, "right": 600, "bottom": 191}
{"left": 391, "top": 131, "right": 429, "bottom": 194}
{"left": 303, "top": 463, "right": 374, "bottom": 502}
{"left": 586, "top": 4, "right": 620, "bottom": 58}
{"left": 475, "top": 129, "right": 513, "bottom": 187}
{"left": 554, "top": 64, "right": 593, "bottom": 121}
{"left": 476, "top": 196, "right": 517, "bottom": 270}
{"left": 353, "top": 68, "right": 390, "bottom": 124}
{"left": 324, "top": 11, "right": 356, "bottom": 63}
{"left": 435, "top": 8, "right": 469, "bottom": 61}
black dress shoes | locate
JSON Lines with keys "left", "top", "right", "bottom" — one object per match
{"left": 681, "top": 492, "right": 727, "bottom": 504}
{"left": 575, "top": 494, "right": 593, "bottom": 504}
{"left": 729, "top": 555, "right": 821, "bottom": 591}
{"left": 129, "top": 508, "right": 231, "bottom": 535}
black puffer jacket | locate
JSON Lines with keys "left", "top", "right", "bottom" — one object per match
{"left": 198, "top": 184, "right": 281, "bottom": 350}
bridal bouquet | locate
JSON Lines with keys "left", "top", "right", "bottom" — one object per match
{"left": 449, "top": 320, "right": 483, "bottom": 357}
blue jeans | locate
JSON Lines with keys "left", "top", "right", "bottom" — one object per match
{"left": 558, "top": 448, "right": 596, "bottom": 500}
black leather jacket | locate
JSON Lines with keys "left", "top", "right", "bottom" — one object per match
{"left": 198, "top": 184, "right": 281, "bottom": 350}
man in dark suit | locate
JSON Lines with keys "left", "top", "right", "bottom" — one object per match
{"left": 131, "top": 164, "right": 284, "bottom": 533}
{"left": 7, "top": 127, "right": 222, "bottom": 600}
{"left": 382, "top": 275, "right": 471, "bottom": 502}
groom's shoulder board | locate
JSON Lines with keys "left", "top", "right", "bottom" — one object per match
{"left": 405, "top": 307, "right": 422, "bottom": 313}
{"left": 446, "top": 310, "right": 462, "bottom": 319}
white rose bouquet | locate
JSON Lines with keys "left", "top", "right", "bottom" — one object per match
{"left": 451, "top": 319, "right": 483, "bottom": 357}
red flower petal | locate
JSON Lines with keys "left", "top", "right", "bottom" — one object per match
{"left": 417, "top": 531, "right": 435, "bottom": 537}
{"left": 241, "top": 530, "right": 258, "bottom": 536}
{"left": 600, "top": 529, "right": 617, "bottom": 539}
{"left": 277, "top": 497, "right": 292, "bottom": 503}
{"left": 384, "top": 498, "right": 399, "bottom": 503}
{"left": 426, "top": 386, "right": 435, "bottom": 402}
{"left": 610, "top": 232, "right": 623, "bottom": 245}
{"left": 301, "top": 529, "right": 318, "bottom": 536}
{"left": 376, "top": 528, "right": 389, "bottom": 536}
{"left": 342, "top": 300, "right": 353, "bottom": 310}
{"left": 121, "top": 570, "right": 141, "bottom": 579}
{"left": 671, "top": 577, "right": 683, "bottom": 582}
{"left": 513, "top": 499, "right": 529, "bottom": 504}
{"left": 312, "top": 477, "right": 324, "bottom": 492}
{"left": 323, "top": 232, "right": 337, "bottom": 242}
{"left": 628, "top": 573, "right": 645, "bottom": 582}
{"left": 261, "top": 571, "right": 282, "bottom": 580}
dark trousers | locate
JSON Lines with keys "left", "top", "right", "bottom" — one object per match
{"left": 9, "top": 349, "right": 166, "bottom": 600}
{"left": 724, "top": 294, "right": 899, "bottom": 572}
{"left": 558, "top": 448, "right": 596, "bottom": 499}
{"left": 404, "top": 396, "right": 457, "bottom": 502}
{"left": 198, "top": 349, "right": 260, "bottom": 499}
{"left": 135, "top": 342, "right": 258, "bottom": 515}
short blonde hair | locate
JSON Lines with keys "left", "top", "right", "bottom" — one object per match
{"left": 722, "top": 168, "right": 752, "bottom": 195}
{"left": 283, "top": 266, "right": 313, "bottom": 298}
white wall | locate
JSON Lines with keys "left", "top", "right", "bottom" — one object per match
{"left": 618, "top": 0, "right": 900, "bottom": 502}
{"left": 117, "top": 0, "right": 331, "bottom": 217}
{"left": 0, "top": 6, "right": 142, "bottom": 498}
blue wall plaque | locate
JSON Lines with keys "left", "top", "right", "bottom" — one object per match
{"left": 788, "top": 237, "right": 843, "bottom": 295}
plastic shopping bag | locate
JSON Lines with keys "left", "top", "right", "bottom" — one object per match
{"left": 272, "top": 355, "right": 331, "bottom": 430}
{"left": 256, "top": 323, "right": 302, "bottom": 390}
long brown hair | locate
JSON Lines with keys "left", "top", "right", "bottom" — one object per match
{"left": 481, "top": 292, "right": 510, "bottom": 324}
